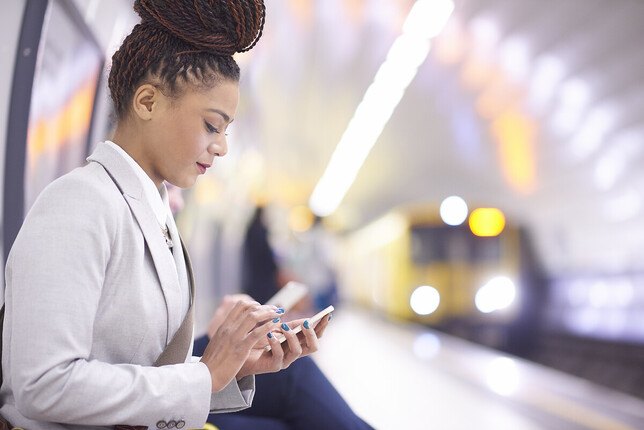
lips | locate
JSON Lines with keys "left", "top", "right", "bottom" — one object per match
{"left": 196, "top": 162, "right": 210, "bottom": 174}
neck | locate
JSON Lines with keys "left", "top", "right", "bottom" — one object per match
{"left": 111, "top": 122, "right": 163, "bottom": 190}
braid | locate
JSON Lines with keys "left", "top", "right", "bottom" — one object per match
{"left": 237, "top": 0, "right": 265, "bottom": 52}
{"left": 108, "top": 0, "right": 265, "bottom": 119}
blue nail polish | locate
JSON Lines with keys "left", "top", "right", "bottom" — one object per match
{"left": 272, "top": 318, "right": 280, "bottom": 323}
{"left": 276, "top": 308, "right": 285, "bottom": 314}
{"left": 267, "top": 332, "right": 273, "bottom": 339}
{"left": 303, "top": 320, "right": 310, "bottom": 330}
{"left": 281, "top": 323, "right": 290, "bottom": 331}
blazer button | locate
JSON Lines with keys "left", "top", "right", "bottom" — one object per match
{"left": 156, "top": 420, "right": 167, "bottom": 429}
{"left": 176, "top": 421, "right": 186, "bottom": 429}
{"left": 167, "top": 420, "right": 176, "bottom": 429}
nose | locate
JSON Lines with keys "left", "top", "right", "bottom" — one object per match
{"left": 208, "top": 136, "right": 228, "bottom": 157}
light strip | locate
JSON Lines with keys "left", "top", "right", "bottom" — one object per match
{"left": 309, "top": 0, "right": 455, "bottom": 216}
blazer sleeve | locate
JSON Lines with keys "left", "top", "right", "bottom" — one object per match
{"left": 209, "top": 375, "right": 255, "bottom": 413}
{"left": 4, "top": 175, "right": 245, "bottom": 428}
{"left": 191, "top": 336, "right": 256, "bottom": 413}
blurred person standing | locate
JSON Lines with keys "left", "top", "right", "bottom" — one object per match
{"left": 241, "top": 205, "right": 281, "bottom": 304}
{"left": 289, "top": 215, "right": 339, "bottom": 312}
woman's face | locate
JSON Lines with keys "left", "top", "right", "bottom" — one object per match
{"left": 141, "top": 78, "right": 240, "bottom": 188}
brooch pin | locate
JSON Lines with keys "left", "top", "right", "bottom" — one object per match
{"left": 161, "top": 226, "right": 174, "bottom": 249}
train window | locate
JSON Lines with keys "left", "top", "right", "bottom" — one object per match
{"left": 471, "top": 235, "right": 502, "bottom": 261}
{"left": 410, "top": 225, "right": 502, "bottom": 264}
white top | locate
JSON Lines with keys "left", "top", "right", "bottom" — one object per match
{"left": 105, "top": 140, "right": 190, "bottom": 319}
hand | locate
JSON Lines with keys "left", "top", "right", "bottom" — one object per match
{"left": 208, "top": 294, "right": 283, "bottom": 350}
{"left": 199, "top": 300, "right": 282, "bottom": 392}
{"left": 236, "top": 313, "right": 331, "bottom": 379}
{"left": 207, "top": 294, "right": 255, "bottom": 339}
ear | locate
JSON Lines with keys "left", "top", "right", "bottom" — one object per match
{"left": 131, "top": 84, "right": 159, "bottom": 121}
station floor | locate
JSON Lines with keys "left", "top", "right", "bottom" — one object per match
{"left": 311, "top": 306, "right": 644, "bottom": 430}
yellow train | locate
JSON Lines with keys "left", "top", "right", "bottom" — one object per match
{"left": 337, "top": 203, "right": 538, "bottom": 351}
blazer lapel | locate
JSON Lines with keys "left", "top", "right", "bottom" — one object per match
{"left": 86, "top": 142, "right": 183, "bottom": 342}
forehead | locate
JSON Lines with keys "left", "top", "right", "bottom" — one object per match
{"left": 180, "top": 79, "right": 240, "bottom": 118}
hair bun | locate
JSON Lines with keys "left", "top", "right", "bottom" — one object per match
{"left": 134, "top": 0, "right": 265, "bottom": 56}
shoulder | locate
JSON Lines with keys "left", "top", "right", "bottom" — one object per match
{"left": 22, "top": 162, "right": 128, "bottom": 235}
{"left": 45, "top": 161, "right": 118, "bottom": 198}
{"left": 32, "top": 162, "right": 123, "bottom": 212}
{"left": 10, "top": 162, "right": 127, "bottom": 264}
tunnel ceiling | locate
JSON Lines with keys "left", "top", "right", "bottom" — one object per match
{"left": 227, "top": 0, "right": 644, "bottom": 275}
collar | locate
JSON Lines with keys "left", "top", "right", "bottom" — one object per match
{"left": 104, "top": 140, "right": 171, "bottom": 228}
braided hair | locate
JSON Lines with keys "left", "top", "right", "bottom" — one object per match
{"left": 108, "top": 0, "right": 265, "bottom": 119}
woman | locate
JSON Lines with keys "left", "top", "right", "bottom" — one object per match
{"left": 0, "top": 1, "right": 328, "bottom": 429}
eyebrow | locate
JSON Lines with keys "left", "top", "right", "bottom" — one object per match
{"left": 206, "top": 108, "right": 233, "bottom": 124}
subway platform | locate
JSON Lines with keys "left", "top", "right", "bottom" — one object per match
{"left": 312, "top": 306, "right": 644, "bottom": 430}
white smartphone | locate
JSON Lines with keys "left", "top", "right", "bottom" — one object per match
{"left": 265, "top": 305, "right": 334, "bottom": 351}
{"left": 264, "top": 281, "right": 309, "bottom": 310}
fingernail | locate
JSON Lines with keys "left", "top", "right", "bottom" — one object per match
{"left": 303, "top": 320, "right": 310, "bottom": 330}
{"left": 276, "top": 308, "right": 285, "bottom": 314}
{"left": 328, "top": 314, "right": 333, "bottom": 321}
{"left": 281, "top": 323, "right": 290, "bottom": 331}
{"left": 267, "top": 332, "right": 273, "bottom": 339}
{"left": 272, "top": 318, "right": 280, "bottom": 323}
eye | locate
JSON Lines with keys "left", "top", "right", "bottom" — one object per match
{"left": 204, "top": 121, "right": 220, "bottom": 134}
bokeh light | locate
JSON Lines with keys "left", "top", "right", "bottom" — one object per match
{"left": 440, "top": 195, "right": 469, "bottom": 226}
{"left": 413, "top": 333, "right": 442, "bottom": 360}
{"left": 410, "top": 286, "right": 441, "bottom": 316}
{"left": 469, "top": 207, "right": 506, "bottom": 236}
{"left": 475, "top": 276, "right": 516, "bottom": 313}
{"left": 486, "top": 357, "right": 520, "bottom": 396}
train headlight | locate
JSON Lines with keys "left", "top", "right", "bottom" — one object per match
{"left": 410, "top": 285, "right": 440, "bottom": 315}
{"left": 440, "top": 195, "right": 468, "bottom": 226}
{"left": 475, "top": 276, "right": 516, "bottom": 313}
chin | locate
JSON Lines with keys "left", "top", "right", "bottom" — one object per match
{"left": 169, "top": 176, "right": 197, "bottom": 189}
{"left": 180, "top": 178, "right": 198, "bottom": 188}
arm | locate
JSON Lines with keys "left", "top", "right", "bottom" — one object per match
{"left": 193, "top": 296, "right": 258, "bottom": 413}
{"left": 6, "top": 176, "right": 212, "bottom": 428}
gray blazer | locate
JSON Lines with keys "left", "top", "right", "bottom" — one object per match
{"left": 0, "top": 142, "right": 254, "bottom": 430}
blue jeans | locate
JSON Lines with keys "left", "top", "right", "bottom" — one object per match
{"left": 193, "top": 336, "right": 374, "bottom": 430}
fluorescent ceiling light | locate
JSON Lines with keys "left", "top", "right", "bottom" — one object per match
{"left": 550, "top": 78, "right": 592, "bottom": 136}
{"left": 309, "top": 0, "right": 454, "bottom": 216}
{"left": 527, "top": 54, "right": 566, "bottom": 113}
{"left": 568, "top": 104, "right": 616, "bottom": 161}
{"left": 593, "top": 129, "right": 641, "bottom": 190}
{"left": 499, "top": 36, "right": 530, "bottom": 83}
{"left": 404, "top": 0, "right": 455, "bottom": 39}
{"left": 469, "top": 15, "right": 500, "bottom": 55}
